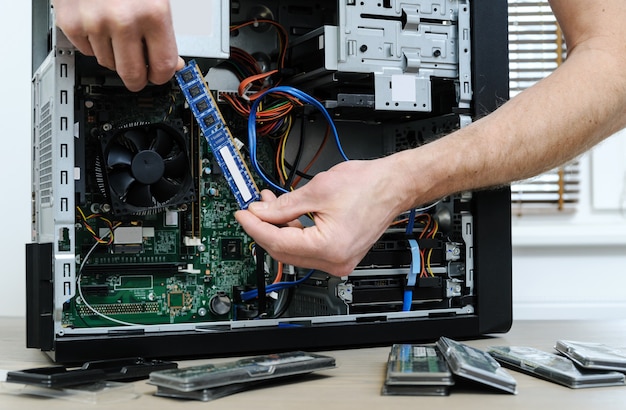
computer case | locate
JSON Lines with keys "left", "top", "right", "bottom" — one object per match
{"left": 27, "top": 0, "right": 511, "bottom": 363}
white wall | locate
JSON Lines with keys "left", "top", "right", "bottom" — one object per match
{"left": 0, "top": 2, "right": 32, "bottom": 317}
{"left": 512, "top": 244, "right": 626, "bottom": 320}
{"left": 512, "top": 134, "right": 626, "bottom": 320}
{"left": 2, "top": 3, "right": 625, "bottom": 320}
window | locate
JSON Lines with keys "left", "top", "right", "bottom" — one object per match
{"left": 508, "top": 0, "right": 579, "bottom": 215}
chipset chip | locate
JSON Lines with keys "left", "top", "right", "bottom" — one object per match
{"left": 221, "top": 238, "right": 243, "bottom": 260}
{"left": 168, "top": 292, "right": 184, "bottom": 308}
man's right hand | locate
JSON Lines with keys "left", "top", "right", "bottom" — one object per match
{"left": 53, "top": 0, "right": 184, "bottom": 91}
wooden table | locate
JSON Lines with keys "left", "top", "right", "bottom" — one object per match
{"left": 1, "top": 317, "right": 624, "bottom": 409}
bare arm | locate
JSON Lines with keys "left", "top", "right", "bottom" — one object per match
{"left": 52, "top": 0, "right": 184, "bottom": 91}
{"left": 399, "top": 0, "right": 626, "bottom": 207}
{"left": 236, "top": 0, "right": 626, "bottom": 276}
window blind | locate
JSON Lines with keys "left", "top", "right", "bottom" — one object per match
{"left": 508, "top": 0, "right": 579, "bottom": 215}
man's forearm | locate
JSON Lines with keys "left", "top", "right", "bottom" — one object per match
{"left": 395, "top": 5, "right": 626, "bottom": 212}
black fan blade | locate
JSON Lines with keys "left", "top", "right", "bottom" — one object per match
{"left": 108, "top": 170, "right": 135, "bottom": 196}
{"left": 123, "top": 128, "right": 150, "bottom": 151}
{"left": 152, "top": 128, "right": 174, "bottom": 157}
{"left": 125, "top": 182, "right": 154, "bottom": 207}
{"left": 107, "top": 143, "right": 133, "bottom": 167}
{"left": 152, "top": 177, "right": 181, "bottom": 203}
{"left": 163, "top": 151, "right": 188, "bottom": 178}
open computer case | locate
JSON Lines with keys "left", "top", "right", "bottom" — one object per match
{"left": 27, "top": 0, "right": 512, "bottom": 363}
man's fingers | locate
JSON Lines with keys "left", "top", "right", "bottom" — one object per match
{"left": 63, "top": 34, "right": 95, "bottom": 57}
{"left": 247, "top": 188, "right": 317, "bottom": 225}
{"left": 144, "top": 19, "right": 182, "bottom": 85}
{"left": 54, "top": 0, "right": 182, "bottom": 92}
{"left": 234, "top": 210, "right": 308, "bottom": 260}
{"left": 87, "top": 35, "right": 118, "bottom": 72}
{"left": 175, "top": 56, "right": 186, "bottom": 71}
{"left": 235, "top": 211, "right": 307, "bottom": 253}
{"left": 259, "top": 189, "right": 278, "bottom": 202}
{"left": 110, "top": 32, "right": 149, "bottom": 91}
{"left": 235, "top": 209, "right": 356, "bottom": 276}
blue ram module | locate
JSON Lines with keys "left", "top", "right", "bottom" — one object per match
{"left": 175, "top": 60, "right": 261, "bottom": 209}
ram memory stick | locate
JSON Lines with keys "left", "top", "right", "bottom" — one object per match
{"left": 175, "top": 60, "right": 261, "bottom": 209}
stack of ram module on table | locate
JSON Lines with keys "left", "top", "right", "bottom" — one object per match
{"left": 383, "top": 337, "right": 626, "bottom": 396}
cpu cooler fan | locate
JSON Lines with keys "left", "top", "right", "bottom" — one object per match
{"left": 97, "top": 122, "right": 194, "bottom": 215}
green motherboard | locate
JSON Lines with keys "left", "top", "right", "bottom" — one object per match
{"left": 62, "top": 80, "right": 269, "bottom": 328}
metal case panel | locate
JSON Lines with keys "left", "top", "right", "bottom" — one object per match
{"left": 27, "top": 0, "right": 512, "bottom": 362}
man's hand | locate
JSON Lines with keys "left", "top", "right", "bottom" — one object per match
{"left": 53, "top": 0, "right": 184, "bottom": 91}
{"left": 235, "top": 158, "right": 417, "bottom": 276}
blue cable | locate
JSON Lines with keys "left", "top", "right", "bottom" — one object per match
{"left": 406, "top": 208, "right": 416, "bottom": 235}
{"left": 242, "top": 88, "right": 346, "bottom": 303}
{"left": 403, "top": 238, "right": 420, "bottom": 311}
{"left": 247, "top": 86, "right": 349, "bottom": 193}
{"left": 240, "top": 269, "right": 315, "bottom": 301}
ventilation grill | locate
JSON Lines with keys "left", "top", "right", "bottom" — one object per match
{"left": 38, "top": 101, "right": 53, "bottom": 205}
{"left": 392, "top": 115, "right": 460, "bottom": 153}
{"left": 290, "top": 294, "right": 331, "bottom": 317}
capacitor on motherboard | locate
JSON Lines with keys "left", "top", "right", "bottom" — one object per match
{"left": 209, "top": 293, "right": 232, "bottom": 316}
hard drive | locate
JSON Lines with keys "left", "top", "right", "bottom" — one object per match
{"left": 488, "top": 346, "right": 625, "bottom": 389}
{"left": 382, "top": 344, "right": 454, "bottom": 396}
{"left": 555, "top": 340, "right": 626, "bottom": 372}
{"left": 149, "top": 351, "right": 336, "bottom": 393}
{"left": 5, "top": 358, "right": 178, "bottom": 388}
{"left": 385, "top": 344, "right": 454, "bottom": 385}
{"left": 436, "top": 337, "right": 517, "bottom": 394}
{"left": 381, "top": 384, "right": 451, "bottom": 396}
{"left": 154, "top": 381, "right": 267, "bottom": 402}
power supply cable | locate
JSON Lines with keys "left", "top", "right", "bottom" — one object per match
{"left": 284, "top": 112, "right": 307, "bottom": 188}
{"left": 271, "top": 287, "right": 294, "bottom": 318}
{"left": 240, "top": 268, "right": 315, "bottom": 301}
{"left": 248, "top": 86, "right": 349, "bottom": 193}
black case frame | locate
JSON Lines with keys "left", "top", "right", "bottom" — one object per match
{"left": 27, "top": 1, "right": 512, "bottom": 363}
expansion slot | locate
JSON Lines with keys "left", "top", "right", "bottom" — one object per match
{"left": 175, "top": 60, "right": 261, "bottom": 209}
{"left": 77, "top": 302, "right": 160, "bottom": 316}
